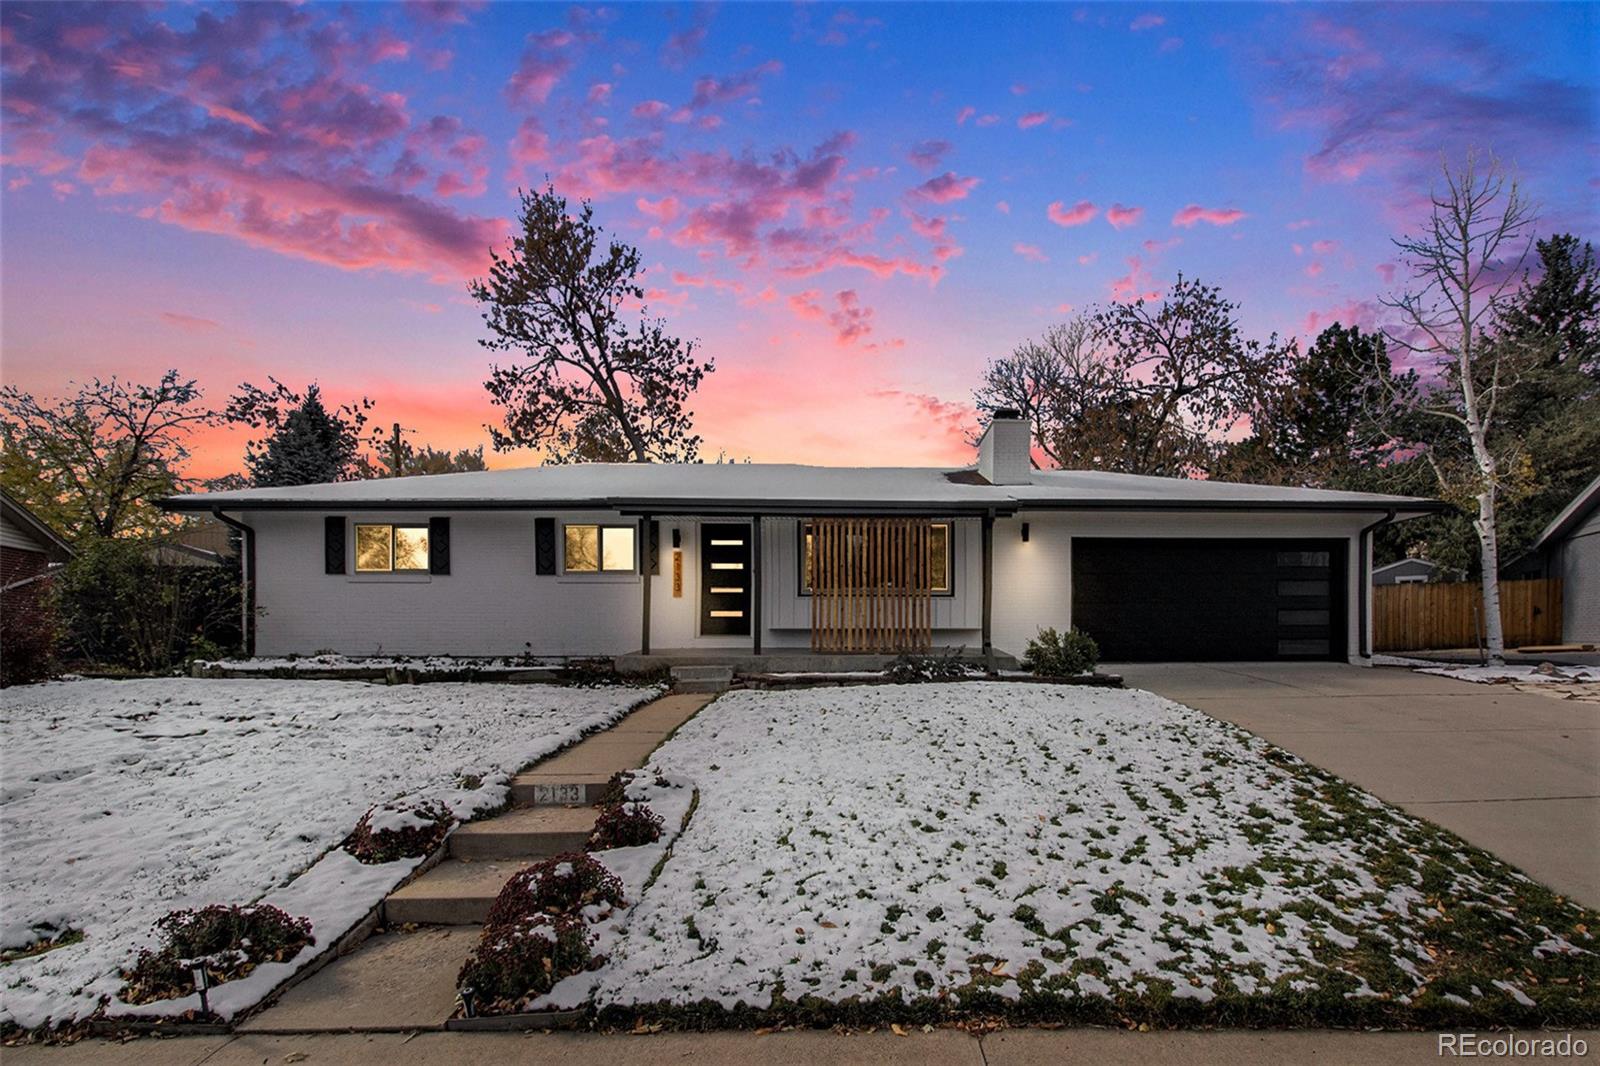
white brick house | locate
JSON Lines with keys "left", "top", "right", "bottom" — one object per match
{"left": 162, "top": 414, "right": 1442, "bottom": 664}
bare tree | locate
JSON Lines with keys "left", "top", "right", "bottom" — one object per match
{"left": 973, "top": 317, "right": 1091, "bottom": 467}
{"left": 0, "top": 371, "right": 221, "bottom": 539}
{"left": 472, "top": 185, "right": 714, "bottom": 464}
{"left": 1375, "top": 152, "right": 1539, "bottom": 663}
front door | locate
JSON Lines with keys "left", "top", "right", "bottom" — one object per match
{"left": 700, "top": 522, "right": 752, "bottom": 636}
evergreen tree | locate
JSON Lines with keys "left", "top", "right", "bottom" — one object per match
{"left": 228, "top": 381, "right": 371, "bottom": 487}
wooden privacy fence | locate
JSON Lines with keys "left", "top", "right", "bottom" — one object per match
{"left": 809, "top": 517, "right": 933, "bottom": 653}
{"left": 1374, "top": 578, "right": 1562, "bottom": 651}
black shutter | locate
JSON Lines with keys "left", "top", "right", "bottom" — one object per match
{"left": 428, "top": 517, "right": 451, "bottom": 575}
{"left": 535, "top": 517, "right": 556, "bottom": 575}
{"left": 324, "top": 516, "right": 346, "bottom": 574}
{"left": 648, "top": 520, "right": 660, "bottom": 575}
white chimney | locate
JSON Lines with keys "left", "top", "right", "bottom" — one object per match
{"left": 976, "top": 409, "right": 1032, "bottom": 485}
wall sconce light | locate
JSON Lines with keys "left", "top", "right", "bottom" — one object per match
{"left": 1021, "top": 522, "right": 1030, "bottom": 542}
{"left": 671, "top": 528, "right": 682, "bottom": 548}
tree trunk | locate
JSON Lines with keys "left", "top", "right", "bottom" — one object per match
{"left": 1473, "top": 484, "right": 1507, "bottom": 664}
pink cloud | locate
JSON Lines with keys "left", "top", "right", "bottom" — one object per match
{"left": 907, "top": 139, "right": 953, "bottom": 170}
{"left": 1010, "top": 82, "right": 1029, "bottom": 96}
{"left": 588, "top": 82, "right": 613, "bottom": 104}
{"left": 1129, "top": 13, "right": 1166, "bottom": 30}
{"left": 1110, "top": 255, "right": 1162, "bottom": 302}
{"left": 1017, "top": 111, "right": 1050, "bottom": 129}
{"left": 1171, "top": 204, "right": 1247, "bottom": 227}
{"left": 1047, "top": 200, "right": 1097, "bottom": 227}
{"left": 1286, "top": 218, "right": 1315, "bottom": 231}
{"left": 1158, "top": 36, "right": 1183, "bottom": 54}
{"left": 955, "top": 105, "right": 977, "bottom": 125}
{"left": 159, "top": 311, "right": 222, "bottom": 333}
{"left": 995, "top": 200, "right": 1011, "bottom": 214}
{"left": 905, "top": 212, "right": 948, "bottom": 239}
{"left": 1105, "top": 203, "right": 1144, "bottom": 229}
{"left": 660, "top": 20, "right": 709, "bottom": 70}
{"left": 1013, "top": 242, "right": 1049, "bottom": 263}
{"left": 632, "top": 100, "right": 671, "bottom": 119}
{"left": 1311, "top": 238, "right": 1340, "bottom": 253}
{"left": 909, "top": 171, "right": 980, "bottom": 203}
{"left": 1377, "top": 262, "right": 1398, "bottom": 284}
{"left": 506, "top": 29, "right": 577, "bottom": 106}
{"left": 1305, "top": 261, "right": 1325, "bottom": 277}
{"left": 636, "top": 196, "right": 681, "bottom": 222}
{"left": 688, "top": 59, "right": 783, "bottom": 111}
{"left": 975, "top": 114, "right": 1001, "bottom": 127}
{"left": 1077, "top": 251, "right": 1099, "bottom": 265}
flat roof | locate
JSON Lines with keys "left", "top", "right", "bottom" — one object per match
{"left": 161, "top": 463, "right": 1446, "bottom": 517}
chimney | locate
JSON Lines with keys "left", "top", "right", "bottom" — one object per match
{"left": 977, "top": 409, "right": 1032, "bottom": 485}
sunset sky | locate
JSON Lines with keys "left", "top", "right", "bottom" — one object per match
{"left": 2, "top": 2, "right": 1595, "bottom": 478}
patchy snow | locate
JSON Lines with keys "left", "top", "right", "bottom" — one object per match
{"left": 197, "top": 654, "right": 566, "bottom": 675}
{"left": 591, "top": 683, "right": 1592, "bottom": 1018}
{"left": 1416, "top": 663, "right": 1599, "bottom": 684}
{"left": 0, "top": 677, "right": 659, "bottom": 1029}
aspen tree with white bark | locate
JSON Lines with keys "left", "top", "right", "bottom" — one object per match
{"left": 1373, "top": 152, "right": 1540, "bottom": 664}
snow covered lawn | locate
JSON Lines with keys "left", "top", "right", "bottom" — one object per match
{"left": 593, "top": 683, "right": 1598, "bottom": 1028}
{"left": 0, "top": 678, "right": 658, "bottom": 1031}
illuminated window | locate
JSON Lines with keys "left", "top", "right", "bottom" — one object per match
{"left": 800, "top": 521, "right": 951, "bottom": 594}
{"left": 355, "top": 524, "right": 429, "bottom": 573}
{"left": 564, "top": 524, "right": 636, "bottom": 573}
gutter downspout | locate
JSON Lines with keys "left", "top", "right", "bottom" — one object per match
{"left": 211, "top": 508, "right": 256, "bottom": 658}
{"left": 1356, "top": 509, "right": 1397, "bottom": 662}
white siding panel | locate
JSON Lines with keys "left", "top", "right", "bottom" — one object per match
{"left": 1559, "top": 530, "right": 1600, "bottom": 644}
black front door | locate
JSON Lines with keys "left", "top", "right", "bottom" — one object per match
{"left": 700, "top": 522, "right": 752, "bottom": 636}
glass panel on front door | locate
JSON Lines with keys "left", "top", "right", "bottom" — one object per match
{"left": 700, "top": 522, "right": 752, "bottom": 636}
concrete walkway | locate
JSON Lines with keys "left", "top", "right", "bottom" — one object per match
{"left": 1115, "top": 662, "right": 1600, "bottom": 907}
{"left": 239, "top": 690, "right": 714, "bottom": 1034}
{"left": 8, "top": 1027, "right": 1597, "bottom": 1065}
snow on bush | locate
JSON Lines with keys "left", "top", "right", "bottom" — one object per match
{"left": 591, "top": 683, "right": 1598, "bottom": 1026}
{"left": 587, "top": 802, "right": 665, "bottom": 851}
{"left": 0, "top": 677, "right": 659, "bottom": 1030}
{"left": 119, "top": 904, "right": 312, "bottom": 1007}
{"left": 344, "top": 801, "right": 454, "bottom": 864}
{"left": 458, "top": 915, "right": 594, "bottom": 1015}
{"left": 486, "top": 854, "right": 626, "bottom": 928}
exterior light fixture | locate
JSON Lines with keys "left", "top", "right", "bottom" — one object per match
{"left": 1021, "top": 522, "right": 1030, "bottom": 542}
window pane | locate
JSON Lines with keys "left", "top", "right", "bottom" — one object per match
{"left": 394, "top": 527, "right": 430, "bottom": 571}
{"left": 602, "top": 525, "right": 635, "bottom": 572}
{"left": 565, "top": 525, "right": 599, "bottom": 572}
{"left": 802, "top": 529, "right": 814, "bottom": 593}
{"left": 355, "top": 525, "right": 392, "bottom": 572}
{"left": 930, "top": 524, "right": 950, "bottom": 592}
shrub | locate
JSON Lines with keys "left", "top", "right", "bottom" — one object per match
{"left": 345, "top": 801, "right": 454, "bottom": 864}
{"left": 484, "top": 853, "right": 625, "bottom": 930}
{"left": 457, "top": 914, "right": 592, "bottom": 1013}
{"left": 0, "top": 580, "right": 61, "bottom": 687}
{"left": 883, "top": 647, "right": 971, "bottom": 683}
{"left": 595, "top": 769, "right": 635, "bottom": 808}
{"left": 587, "top": 801, "right": 664, "bottom": 850}
{"left": 120, "top": 903, "right": 313, "bottom": 1005}
{"left": 558, "top": 657, "right": 622, "bottom": 687}
{"left": 1022, "top": 627, "right": 1099, "bottom": 677}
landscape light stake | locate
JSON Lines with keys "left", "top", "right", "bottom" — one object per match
{"left": 191, "top": 966, "right": 211, "bottom": 1016}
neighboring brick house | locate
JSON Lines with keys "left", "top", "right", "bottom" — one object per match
{"left": 1, "top": 489, "right": 75, "bottom": 631}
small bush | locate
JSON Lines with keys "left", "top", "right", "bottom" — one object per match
{"left": 457, "top": 914, "right": 592, "bottom": 1014}
{"left": 883, "top": 647, "right": 971, "bottom": 683}
{"left": 558, "top": 657, "right": 623, "bottom": 687}
{"left": 1022, "top": 627, "right": 1099, "bottom": 677}
{"left": 120, "top": 903, "right": 313, "bottom": 1005}
{"left": 595, "top": 769, "right": 635, "bottom": 808}
{"left": 484, "top": 853, "right": 625, "bottom": 929}
{"left": 587, "top": 801, "right": 664, "bottom": 850}
{"left": 344, "top": 801, "right": 454, "bottom": 864}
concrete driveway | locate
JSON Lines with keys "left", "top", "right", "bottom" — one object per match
{"left": 1114, "top": 662, "right": 1600, "bottom": 908}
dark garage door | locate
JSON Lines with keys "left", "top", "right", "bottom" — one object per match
{"left": 1071, "top": 538, "right": 1346, "bottom": 661}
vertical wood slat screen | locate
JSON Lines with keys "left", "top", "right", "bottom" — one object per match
{"left": 809, "top": 517, "right": 934, "bottom": 652}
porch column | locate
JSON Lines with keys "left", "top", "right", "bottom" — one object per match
{"left": 640, "top": 513, "right": 652, "bottom": 655}
{"left": 751, "top": 514, "right": 763, "bottom": 655}
{"left": 981, "top": 512, "right": 994, "bottom": 670}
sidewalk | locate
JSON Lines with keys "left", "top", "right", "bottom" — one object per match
{"left": 8, "top": 1027, "right": 1596, "bottom": 1065}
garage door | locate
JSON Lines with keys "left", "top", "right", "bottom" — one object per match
{"left": 1070, "top": 538, "right": 1346, "bottom": 661}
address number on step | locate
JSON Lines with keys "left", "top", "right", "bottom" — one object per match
{"left": 533, "top": 783, "right": 585, "bottom": 805}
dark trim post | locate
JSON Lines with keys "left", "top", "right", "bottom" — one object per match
{"left": 751, "top": 515, "right": 763, "bottom": 656}
{"left": 211, "top": 508, "right": 256, "bottom": 658}
{"left": 981, "top": 511, "right": 994, "bottom": 671}
{"left": 640, "top": 513, "right": 652, "bottom": 656}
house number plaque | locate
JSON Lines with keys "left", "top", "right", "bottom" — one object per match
{"left": 672, "top": 550, "right": 683, "bottom": 597}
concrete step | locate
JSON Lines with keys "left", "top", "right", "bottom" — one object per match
{"left": 674, "top": 679, "right": 731, "bottom": 693}
{"left": 448, "top": 806, "right": 596, "bottom": 859}
{"left": 384, "top": 859, "right": 527, "bottom": 926}
{"left": 670, "top": 664, "right": 734, "bottom": 681}
{"left": 510, "top": 773, "right": 613, "bottom": 807}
